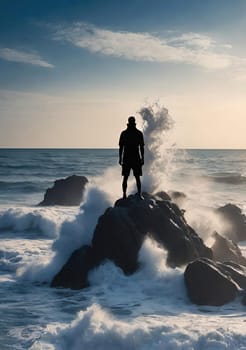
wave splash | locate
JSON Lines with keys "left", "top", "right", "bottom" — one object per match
{"left": 36, "top": 302, "right": 246, "bottom": 350}
{"left": 18, "top": 187, "right": 112, "bottom": 282}
{"left": 139, "top": 103, "right": 175, "bottom": 193}
{"left": 19, "top": 103, "right": 176, "bottom": 282}
{"left": 0, "top": 207, "right": 64, "bottom": 238}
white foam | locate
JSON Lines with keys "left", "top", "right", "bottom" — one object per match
{"left": 0, "top": 206, "right": 72, "bottom": 238}
{"left": 34, "top": 303, "right": 246, "bottom": 350}
{"left": 34, "top": 238, "right": 246, "bottom": 350}
{"left": 18, "top": 186, "right": 112, "bottom": 282}
{"left": 88, "top": 238, "right": 186, "bottom": 315}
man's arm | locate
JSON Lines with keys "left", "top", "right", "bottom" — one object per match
{"left": 119, "top": 144, "right": 123, "bottom": 165}
{"left": 140, "top": 144, "right": 144, "bottom": 165}
{"left": 119, "top": 132, "right": 124, "bottom": 165}
{"left": 140, "top": 132, "right": 144, "bottom": 165}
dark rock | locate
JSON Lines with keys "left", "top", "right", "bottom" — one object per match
{"left": 51, "top": 245, "right": 99, "bottom": 289}
{"left": 154, "top": 191, "right": 171, "bottom": 201}
{"left": 39, "top": 175, "right": 88, "bottom": 206}
{"left": 92, "top": 193, "right": 212, "bottom": 272}
{"left": 220, "top": 261, "right": 246, "bottom": 289}
{"left": 52, "top": 192, "right": 212, "bottom": 289}
{"left": 216, "top": 204, "right": 246, "bottom": 242}
{"left": 168, "top": 191, "right": 187, "bottom": 207}
{"left": 92, "top": 205, "right": 143, "bottom": 274}
{"left": 211, "top": 231, "right": 246, "bottom": 266}
{"left": 184, "top": 258, "right": 239, "bottom": 306}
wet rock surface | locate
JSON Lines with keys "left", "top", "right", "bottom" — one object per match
{"left": 50, "top": 192, "right": 246, "bottom": 306}
{"left": 216, "top": 204, "right": 246, "bottom": 242}
{"left": 184, "top": 258, "right": 240, "bottom": 306}
{"left": 39, "top": 175, "right": 88, "bottom": 206}
{"left": 211, "top": 231, "right": 246, "bottom": 266}
{"left": 52, "top": 192, "right": 212, "bottom": 289}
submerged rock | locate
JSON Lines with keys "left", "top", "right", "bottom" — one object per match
{"left": 211, "top": 232, "right": 246, "bottom": 266}
{"left": 216, "top": 204, "right": 246, "bottom": 242}
{"left": 52, "top": 192, "right": 212, "bottom": 289}
{"left": 39, "top": 175, "right": 88, "bottom": 206}
{"left": 184, "top": 258, "right": 240, "bottom": 306}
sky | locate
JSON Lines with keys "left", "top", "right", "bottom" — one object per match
{"left": 0, "top": 0, "right": 246, "bottom": 148}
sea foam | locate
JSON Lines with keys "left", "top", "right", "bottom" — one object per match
{"left": 18, "top": 186, "right": 112, "bottom": 282}
{"left": 0, "top": 207, "right": 68, "bottom": 238}
{"left": 36, "top": 303, "right": 246, "bottom": 350}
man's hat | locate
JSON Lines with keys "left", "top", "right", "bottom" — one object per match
{"left": 128, "top": 116, "right": 136, "bottom": 125}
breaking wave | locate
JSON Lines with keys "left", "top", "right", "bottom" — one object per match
{"left": 205, "top": 173, "right": 246, "bottom": 185}
{"left": 0, "top": 207, "right": 72, "bottom": 238}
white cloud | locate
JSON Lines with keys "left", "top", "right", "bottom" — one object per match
{"left": 0, "top": 48, "right": 54, "bottom": 68}
{"left": 166, "top": 32, "right": 216, "bottom": 50}
{"left": 53, "top": 22, "right": 246, "bottom": 70}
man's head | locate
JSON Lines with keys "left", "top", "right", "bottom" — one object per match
{"left": 127, "top": 116, "right": 136, "bottom": 126}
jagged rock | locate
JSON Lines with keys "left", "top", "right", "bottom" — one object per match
{"left": 92, "top": 192, "right": 212, "bottom": 271}
{"left": 92, "top": 204, "right": 143, "bottom": 274}
{"left": 221, "top": 261, "right": 246, "bottom": 289}
{"left": 39, "top": 175, "right": 88, "bottom": 206}
{"left": 51, "top": 246, "right": 99, "bottom": 289}
{"left": 168, "top": 191, "right": 187, "bottom": 207}
{"left": 216, "top": 204, "right": 246, "bottom": 242}
{"left": 52, "top": 192, "right": 212, "bottom": 289}
{"left": 154, "top": 191, "right": 171, "bottom": 201}
{"left": 184, "top": 258, "right": 239, "bottom": 306}
{"left": 211, "top": 232, "right": 246, "bottom": 266}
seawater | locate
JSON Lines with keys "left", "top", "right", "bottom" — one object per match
{"left": 0, "top": 148, "right": 246, "bottom": 350}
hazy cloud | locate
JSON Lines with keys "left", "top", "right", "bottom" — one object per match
{"left": 53, "top": 23, "right": 245, "bottom": 70}
{"left": 0, "top": 48, "right": 54, "bottom": 68}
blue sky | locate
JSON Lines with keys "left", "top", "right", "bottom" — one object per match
{"left": 1, "top": 0, "right": 246, "bottom": 148}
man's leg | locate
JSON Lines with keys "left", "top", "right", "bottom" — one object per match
{"left": 135, "top": 175, "right": 141, "bottom": 195}
{"left": 133, "top": 163, "right": 143, "bottom": 198}
{"left": 122, "top": 175, "right": 128, "bottom": 199}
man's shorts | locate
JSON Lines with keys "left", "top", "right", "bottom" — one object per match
{"left": 122, "top": 162, "right": 142, "bottom": 177}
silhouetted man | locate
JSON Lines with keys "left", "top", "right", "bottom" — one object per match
{"left": 119, "top": 116, "right": 144, "bottom": 199}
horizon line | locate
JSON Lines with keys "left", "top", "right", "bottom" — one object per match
{"left": 0, "top": 147, "right": 246, "bottom": 151}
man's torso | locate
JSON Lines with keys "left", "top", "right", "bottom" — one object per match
{"left": 119, "top": 128, "right": 144, "bottom": 164}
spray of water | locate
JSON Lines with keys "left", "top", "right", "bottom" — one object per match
{"left": 138, "top": 102, "right": 175, "bottom": 193}
{"left": 19, "top": 102, "right": 177, "bottom": 282}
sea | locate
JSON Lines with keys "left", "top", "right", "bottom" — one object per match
{"left": 0, "top": 147, "right": 246, "bottom": 350}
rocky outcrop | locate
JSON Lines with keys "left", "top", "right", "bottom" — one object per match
{"left": 39, "top": 175, "right": 88, "bottom": 206}
{"left": 221, "top": 261, "right": 246, "bottom": 289}
{"left": 168, "top": 191, "right": 187, "bottom": 207}
{"left": 171, "top": 224, "right": 246, "bottom": 307}
{"left": 211, "top": 232, "right": 246, "bottom": 266}
{"left": 50, "top": 191, "right": 246, "bottom": 306}
{"left": 184, "top": 258, "right": 241, "bottom": 306}
{"left": 92, "top": 192, "right": 212, "bottom": 271}
{"left": 216, "top": 204, "right": 246, "bottom": 242}
{"left": 51, "top": 246, "right": 100, "bottom": 289}
{"left": 51, "top": 192, "right": 212, "bottom": 289}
